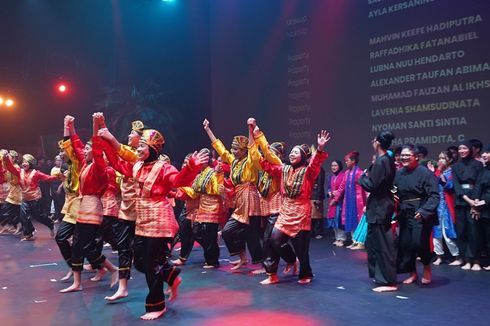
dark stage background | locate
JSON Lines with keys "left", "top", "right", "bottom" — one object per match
{"left": 0, "top": 0, "right": 489, "bottom": 165}
{"left": 210, "top": 0, "right": 490, "bottom": 164}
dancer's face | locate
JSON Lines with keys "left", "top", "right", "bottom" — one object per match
{"left": 437, "top": 153, "right": 449, "bottom": 170}
{"left": 231, "top": 146, "right": 246, "bottom": 160}
{"left": 83, "top": 144, "right": 93, "bottom": 162}
{"left": 289, "top": 148, "right": 302, "bottom": 165}
{"left": 21, "top": 160, "right": 30, "bottom": 171}
{"left": 137, "top": 143, "right": 150, "bottom": 160}
{"left": 128, "top": 131, "right": 141, "bottom": 148}
{"left": 330, "top": 161, "right": 339, "bottom": 173}
{"left": 458, "top": 145, "right": 470, "bottom": 159}
{"left": 400, "top": 148, "right": 418, "bottom": 169}
{"left": 482, "top": 151, "right": 490, "bottom": 166}
{"left": 344, "top": 157, "right": 356, "bottom": 170}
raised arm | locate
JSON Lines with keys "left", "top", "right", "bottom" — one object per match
{"left": 205, "top": 119, "right": 235, "bottom": 164}
{"left": 203, "top": 119, "right": 217, "bottom": 143}
{"left": 1, "top": 151, "right": 20, "bottom": 177}
{"left": 253, "top": 122, "right": 282, "bottom": 165}
{"left": 306, "top": 130, "right": 330, "bottom": 181}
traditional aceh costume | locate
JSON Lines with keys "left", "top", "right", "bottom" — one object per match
{"left": 102, "top": 129, "right": 202, "bottom": 314}
{"left": 3, "top": 154, "right": 57, "bottom": 240}
{"left": 212, "top": 135, "right": 263, "bottom": 263}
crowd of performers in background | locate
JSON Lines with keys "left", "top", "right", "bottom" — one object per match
{"left": 0, "top": 113, "right": 489, "bottom": 319}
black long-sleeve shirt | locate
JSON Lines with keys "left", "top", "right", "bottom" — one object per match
{"left": 452, "top": 158, "right": 483, "bottom": 207}
{"left": 394, "top": 165, "right": 439, "bottom": 220}
{"left": 359, "top": 154, "right": 396, "bottom": 224}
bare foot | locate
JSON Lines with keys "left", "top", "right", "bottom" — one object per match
{"left": 140, "top": 308, "right": 166, "bottom": 320}
{"left": 372, "top": 285, "right": 398, "bottom": 292}
{"left": 60, "top": 270, "right": 73, "bottom": 282}
{"left": 449, "top": 258, "right": 463, "bottom": 266}
{"left": 471, "top": 264, "right": 481, "bottom": 271}
{"left": 433, "top": 257, "right": 442, "bottom": 266}
{"left": 90, "top": 268, "right": 107, "bottom": 282}
{"left": 168, "top": 277, "right": 182, "bottom": 302}
{"left": 230, "top": 259, "right": 248, "bottom": 270}
{"left": 461, "top": 262, "right": 471, "bottom": 270}
{"left": 260, "top": 274, "right": 279, "bottom": 285}
{"left": 230, "top": 259, "right": 241, "bottom": 265}
{"left": 283, "top": 261, "right": 298, "bottom": 275}
{"left": 110, "top": 270, "right": 119, "bottom": 288}
{"left": 351, "top": 244, "right": 365, "bottom": 250}
{"left": 60, "top": 283, "right": 83, "bottom": 293}
{"left": 402, "top": 273, "right": 417, "bottom": 284}
{"left": 203, "top": 264, "right": 217, "bottom": 269}
{"left": 251, "top": 268, "right": 266, "bottom": 275}
{"left": 105, "top": 288, "right": 128, "bottom": 302}
{"left": 298, "top": 277, "right": 313, "bottom": 284}
{"left": 484, "top": 265, "right": 490, "bottom": 271}
{"left": 84, "top": 264, "right": 95, "bottom": 272}
{"left": 171, "top": 258, "right": 185, "bottom": 266}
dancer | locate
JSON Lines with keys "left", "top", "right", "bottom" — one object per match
{"left": 0, "top": 151, "right": 22, "bottom": 235}
{"left": 359, "top": 131, "right": 397, "bottom": 292}
{"left": 203, "top": 118, "right": 263, "bottom": 270}
{"left": 326, "top": 160, "right": 345, "bottom": 246}
{"left": 100, "top": 123, "right": 208, "bottom": 320}
{"left": 430, "top": 151, "right": 461, "bottom": 266}
{"left": 394, "top": 144, "right": 439, "bottom": 285}
{"left": 97, "top": 120, "right": 146, "bottom": 301}
{"left": 2, "top": 153, "right": 58, "bottom": 241}
{"left": 60, "top": 114, "right": 118, "bottom": 293}
{"left": 254, "top": 119, "right": 330, "bottom": 285}
{"left": 473, "top": 145, "right": 490, "bottom": 270}
{"left": 56, "top": 138, "right": 82, "bottom": 281}
{"left": 334, "top": 151, "right": 366, "bottom": 247}
{"left": 310, "top": 152, "right": 326, "bottom": 240}
{"left": 452, "top": 140, "right": 484, "bottom": 271}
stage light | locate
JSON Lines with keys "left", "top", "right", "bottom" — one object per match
{"left": 5, "top": 99, "right": 14, "bottom": 107}
{"left": 56, "top": 82, "right": 69, "bottom": 95}
{"left": 0, "top": 97, "right": 3, "bottom": 105}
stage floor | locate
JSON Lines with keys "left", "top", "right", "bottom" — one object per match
{"left": 1, "top": 223, "right": 489, "bottom": 326}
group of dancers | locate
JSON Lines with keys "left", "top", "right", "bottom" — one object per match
{"left": 1, "top": 112, "right": 489, "bottom": 319}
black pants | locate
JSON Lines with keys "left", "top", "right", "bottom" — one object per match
{"left": 113, "top": 219, "right": 135, "bottom": 279}
{"left": 264, "top": 228, "right": 312, "bottom": 279}
{"left": 55, "top": 221, "right": 75, "bottom": 267}
{"left": 71, "top": 223, "right": 106, "bottom": 272}
{"left": 397, "top": 216, "right": 434, "bottom": 273}
{"left": 456, "top": 206, "right": 480, "bottom": 263}
{"left": 95, "top": 216, "right": 117, "bottom": 254}
{"left": 222, "top": 218, "right": 249, "bottom": 257}
{"left": 366, "top": 221, "right": 397, "bottom": 286}
{"left": 262, "top": 214, "right": 278, "bottom": 260}
{"left": 52, "top": 191, "right": 65, "bottom": 222}
{"left": 178, "top": 217, "right": 194, "bottom": 261}
{"left": 246, "top": 216, "right": 263, "bottom": 263}
{"left": 0, "top": 202, "right": 21, "bottom": 227}
{"left": 20, "top": 199, "right": 54, "bottom": 236}
{"left": 192, "top": 222, "right": 220, "bottom": 266}
{"left": 133, "top": 236, "right": 180, "bottom": 313}
{"left": 311, "top": 218, "right": 325, "bottom": 237}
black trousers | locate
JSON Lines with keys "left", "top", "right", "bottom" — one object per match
{"left": 52, "top": 191, "right": 65, "bottom": 222}
{"left": 95, "top": 216, "right": 117, "bottom": 254}
{"left": 133, "top": 236, "right": 180, "bottom": 313}
{"left": 456, "top": 206, "right": 480, "bottom": 262}
{"left": 366, "top": 221, "right": 397, "bottom": 286}
{"left": 397, "top": 216, "right": 434, "bottom": 273}
{"left": 20, "top": 199, "right": 54, "bottom": 236}
{"left": 71, "top": 223, "right": 106, "bottom": 272}
{"left": 178, "top": 217, "right": 194, "bottom": 261}
{"left": 222, "top": 218, "right": 249, "bottom": 257}
{"left": 311, "top": 219, "right": 325, "bottom": 237}
{"left": 192, "top": 222, "right": 220, "bottom": 266}
{"left": 55, "top": 221, "right": 75, "bottom": 267}
{"left": 264, "top": 228, "right": 312, "bottom": 279}
{"left": 245, "top": 216, "right": 263, "bottom": 263}
{"left": 0, "top": 202, "right": 21, "bottom": 226}
{"left": 113, "top": 219, "right": 135, "bottom": 279}
{"left": 262, "top": 214, "right": 278, "bottom": 260}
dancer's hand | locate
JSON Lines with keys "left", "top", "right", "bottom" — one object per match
{"left": 203, "top": 119, "right": 210, "bottom": 130}
{"left": 247, "top": 118, "right": 256, "bottom": 129}
{"left": 317, "top": 130, "right": 331, "bottom": 151}
{"left": 188, "top": 150, "right": 210, "bottom": 170}
{"left": 64, "top": 115, "right": 75, "bottom": 128}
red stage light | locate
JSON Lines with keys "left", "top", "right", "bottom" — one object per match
{"left": 57, "top": 83, "right": 68, "bottom": 94}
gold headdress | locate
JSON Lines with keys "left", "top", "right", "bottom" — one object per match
{"left": 141, "top": 129, "right": 165, "bottom": 153}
